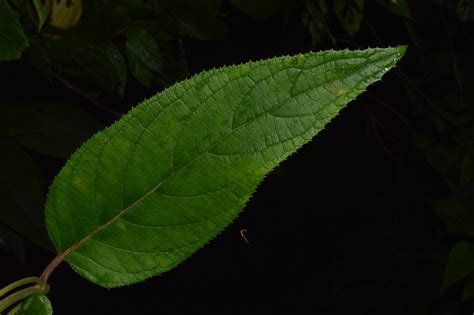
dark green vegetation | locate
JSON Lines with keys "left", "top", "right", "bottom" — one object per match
{"left": 1, "top": 0, "right": 474, "bottom": 314}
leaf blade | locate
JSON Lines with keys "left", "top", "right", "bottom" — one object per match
{"left": 0, "top": 0, "right": 29, "bottom": 61}
{"left": 17, "top": 294, "right": 53, "bottom": 315}
{"left": 45, "top": 47, "right": 406, "bottom": 288}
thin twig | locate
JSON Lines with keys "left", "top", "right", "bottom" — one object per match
{"left": 240, "top": 229, "right": 249, "bottom": 244}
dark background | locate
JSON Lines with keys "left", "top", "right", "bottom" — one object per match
{"left": 1, "top": 0, "right": 474, "bottom": 314}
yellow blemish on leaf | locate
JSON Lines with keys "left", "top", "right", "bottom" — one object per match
{"left": 335, "top": 89, "right": 348, "bottom": 98}
{"left": 293, "top": 53, "right": 304, "bottom": 65}
{"left": 73, "top": 177, "right": 85, "bottom": 188}
{"left": 116, "top": 221, "right": 126, "bottom": 230}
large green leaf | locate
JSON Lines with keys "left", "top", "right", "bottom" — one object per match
{"left": 0, "top": 0, "right": 29, "bottom": 61}
{"left": 45, "top": 47, "right": 406, "bottom": 288}
{"left": 17, "top": 294, "right": 53, "bottom": 315}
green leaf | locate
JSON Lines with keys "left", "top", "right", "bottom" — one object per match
{"left": 17, "top": 294, "right": 53, "bottom": 315}
{"left": 231, "top": 0, "right": 284, "bottom": 19}
{"left": 432, "top": 196, "right": 474, "bottom": 237}
{"left": 125, "top": 27, "right": 163, "bottom": 87}
{"left": 23, "top": 35, "right": 52, "bottom": 79}
{"left": 302, "top": 0, "right": 330, "bottom": 45}
{"left": 72, "top": 42, "right": 127, "bottom": 96}
{"left": 0, "top": 140, "right": 51, "bottom": 250}
{"left": 442, "top": 241, "right": 474, "bottom": 292}
{"left": 49, "top": 28, "right": 127, "bottom": 96}
{"left": 457, "top": 0, "right": 474, "bottom": 22}
{"left": 0, "top": 103, "right": 103, "bottom": 158}
{"left": 155, "top": 0, "right": 227, "bottom": 40}
{"left": 334, "top": 0, "right": 365, "bottom": 37}
{"left": 0, "top": 0, "right": 29, "bottom": 61}
{"left": 462, "top": 274, "right": 474, "bottom": 301}
{"left": 32, "top": 0, "right": 50, "bottom": 31}
{"left": 45, "top": 47, "right": 406, "bottom": 288}
{"left": 0, "top": 224, "right": 26, "bottom": 263}
{"left": 375, "top": 0, "right": 412, "bottom": 19}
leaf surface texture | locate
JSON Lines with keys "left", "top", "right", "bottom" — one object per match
{"left": 46, "top": 47, "right": 406, "bottom": 287}
{"left": 17, "top": 295, "right": 53, "bottom": 315}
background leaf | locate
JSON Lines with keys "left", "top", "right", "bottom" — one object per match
{"left": 0, "top": 103, "right": 103, "bottom": 158}
{"left": 17, "top": 294, "right": 53, "bottom": 315}
{"left": 230, "top": 0, "right": 285, "bottom": 19}
{"left": 0, "top": 223, "right": 26, "bottom": 263}
{"left": 125, "top": 27, "right": 163, "bottom": 88}
{"left": 32, "top": 0, "right": 50, "bottom": 31}
{"left": 158, "top": 0, "right": 227, "bottom": 39}
{"left": 45, "top": 47, "right": 405, "bottom": 288}
{"left": 0, "top": 0, "right": 29, "bottom": 61}
{"left": 0, "top": 140, "right": 50, "bottom": 249}
{"left": 334, "top": 0, "right": 365, "bottom": 37}
{"left": 49, "top": 26, "right": 127, "bottom": 96}
{"left": 457, "top": 0, "right": 474, "bottom": 21}
{"left": 442, "top": 241, "right": 474, "bottom": 292}
{"left": 462, "top": 275, "right": 474, "bottom": 301}
{"left": 375, "top": 0, "right": 412, "bottom": 19}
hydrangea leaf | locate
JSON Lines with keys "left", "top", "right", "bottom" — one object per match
{"left": 45, "top": 47, "right": 406, "bottom": 288}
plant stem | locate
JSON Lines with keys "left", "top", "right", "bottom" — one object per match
{"left": 0, "top": 284, "right": 47, "bottom": 312}
{"left": 7, "top": 303, "right": 21, "bottom": 315}
{"left": 39, "top": 237, "right": 85, "bottom": 284}
{"left": 39, "top": 252, "right": 67, "bottom": 285}
{"left": 0, "top": 277, "right": 40, "bottom": 297}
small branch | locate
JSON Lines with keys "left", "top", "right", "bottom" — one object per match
{"left": 52, "top": 73, "right": 122, "bottom": 118}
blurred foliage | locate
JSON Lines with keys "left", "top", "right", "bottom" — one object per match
{"left": 0, "top": 102, "right": 102, "bottom": 250}
{"left": 1, "top": 0, "right": 474, "bottom": 313}
{"left": 457, "top": 0, "right": 474, "bottom": 21}
{"left": 0, "top": 0, "right": 29, "bottom": 60}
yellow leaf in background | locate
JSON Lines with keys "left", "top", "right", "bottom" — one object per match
{"left": 49, "top": 0, "right": 82, "bottom": 29}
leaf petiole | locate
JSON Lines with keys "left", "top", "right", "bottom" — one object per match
{"left": 0, "top": 282, "right": 49, "bottom": 312}
{"left": 0, "top": 277, "right": 40, "bottom": 298}
{"left": 6, "top": 303, "right": 21, "bottom": 315}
